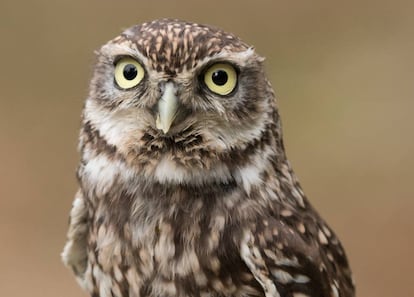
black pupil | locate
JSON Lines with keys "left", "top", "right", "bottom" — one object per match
{"left": 123, "top": 64, "right": 138, "bottom": 80}
{"left": 212, "top": 70, "right": 228, "bottom": 86}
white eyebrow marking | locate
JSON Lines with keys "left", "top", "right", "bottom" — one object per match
{"left": 99, "top": 43, "right": 149, "bottom": 65}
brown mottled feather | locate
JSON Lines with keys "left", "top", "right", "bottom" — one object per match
{"left": 62, "top": 19, "right": 355, "bottom": 297}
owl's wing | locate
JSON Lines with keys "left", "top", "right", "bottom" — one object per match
{"left": 240, "top": 215, "right": 354, "bottom": 297}
{"left": 61, "top": 189, "right": 89, "bottom": 281}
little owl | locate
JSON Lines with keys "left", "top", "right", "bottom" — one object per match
{"left": 62, "top": 19, "right": 355, "bottom": 297}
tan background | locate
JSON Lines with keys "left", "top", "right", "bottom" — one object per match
{"left": 0, "top": 1, "right": 413, "bottom": 296}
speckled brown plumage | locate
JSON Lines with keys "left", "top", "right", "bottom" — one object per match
{"left": 62, "top": 19, "right": 355, "bottom": 297}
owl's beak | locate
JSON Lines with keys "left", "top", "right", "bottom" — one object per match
{"left": 156, "top": 82, "right": 179, "bottom": 134}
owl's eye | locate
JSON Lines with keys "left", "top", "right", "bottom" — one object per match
{"left": 114, "top": 57, "right": 145, "bottom": 89}
{"left": 203, "top": 63, "right": 237, "bottom": 96}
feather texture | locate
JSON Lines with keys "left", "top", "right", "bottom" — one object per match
{"left": 63, "top": 19, "right": 355, "bottom": 297}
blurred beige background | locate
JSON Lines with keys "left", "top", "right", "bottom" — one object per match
{"left": 0, "top": 1, "right": 413, "bottom": 296}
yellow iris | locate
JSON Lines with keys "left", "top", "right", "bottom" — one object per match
{"left": 114, "top": 57, "right": 145, "bottom": 89}
{"left": 204, "top": 63, "right": 237, "bottom": 96}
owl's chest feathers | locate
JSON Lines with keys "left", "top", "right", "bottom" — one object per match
{"left": 85, "top": 178, "right": 262, "bottom": 296}
{"left": 80, "top": 146, "right": 299, "bottom": 296}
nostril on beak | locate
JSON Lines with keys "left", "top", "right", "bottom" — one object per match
{"left": 158, "top": 81, "right": 166, "bottom": 93}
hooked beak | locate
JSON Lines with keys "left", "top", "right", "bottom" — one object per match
{"left": 156, "top": 82, "right": 179, "bottom": 134}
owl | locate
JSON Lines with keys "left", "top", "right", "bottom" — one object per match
{"left": 62, "top": 19, "right": 355, "bottom": 297}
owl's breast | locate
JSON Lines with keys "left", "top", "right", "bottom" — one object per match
{"left": 81, "top": 187, "right": 263, "bottom": 297}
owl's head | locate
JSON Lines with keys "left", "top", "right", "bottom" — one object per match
{"left": 82, "top": 19, "right": 280, "bottom": 185}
